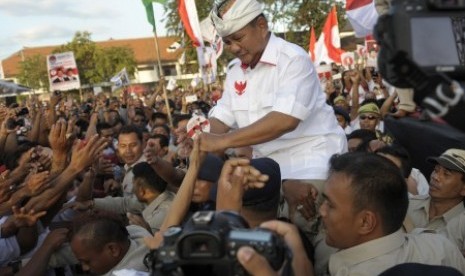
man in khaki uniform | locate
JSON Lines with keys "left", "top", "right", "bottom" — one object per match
{"left": 68, "top": 162, "right": 174, "bottom": 233}
{"left": 320, "top": 152, "right": 465, "bottom": 275}
{"left": 406, "top": 149, "right": 465, "bottom": 233}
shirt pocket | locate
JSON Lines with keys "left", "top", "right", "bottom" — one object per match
{"left": 231, "top": 97, "right": 249, "bottom": 111}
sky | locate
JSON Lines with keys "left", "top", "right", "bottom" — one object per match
{"left": 0, "top": 0, "right": 170, "bottom": 60}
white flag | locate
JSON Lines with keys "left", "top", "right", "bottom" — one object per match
{"left": 166, "top": 78, "right": 177, "bottom": 91}
{"left": 110, "top": 68, "right": 130, "bottom": 88}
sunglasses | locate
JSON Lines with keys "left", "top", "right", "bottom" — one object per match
{"left": 360, "top": 115, "right": 377, "bottom": 120}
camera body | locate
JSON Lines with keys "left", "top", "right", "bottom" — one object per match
{"left": 150, "top": 211, "right": 287, "bottom": 276}
{"left": 376, "top": 0, "right": 465, "bottom": 87}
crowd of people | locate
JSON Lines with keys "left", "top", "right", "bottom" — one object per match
{"left": 1, "top": 0, "right": 465, "bottom": 275}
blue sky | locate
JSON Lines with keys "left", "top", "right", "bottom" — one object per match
{"left": 0, "top": 0, "right": 169, "bottom": 60}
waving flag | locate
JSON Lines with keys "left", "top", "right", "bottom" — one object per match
{"left": 346, "top": 0, "right": 378, "bottom": 37}
{"left": 178, "top": 0, "right": 204, "bottom": 47}
{"left": 141, "top": 0, "right": 167, "bottom": 30}
{"left": 308, "top": 26, "right": 316, "bottom": 62}
{"left": 314, "top": 6, "right": 344, "bottom": 64}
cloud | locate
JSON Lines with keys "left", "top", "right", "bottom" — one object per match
{"left": 0, "top": 0, "right": 121, "bottom": 18}
{"left": 12, "top": 25, "right": 73, "bottom": 43}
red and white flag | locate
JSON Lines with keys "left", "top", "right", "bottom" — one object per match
{"left": 346, "top": 0, "right": 378, "bottom": 37}
{"left": 308, "top": 25, "right": 316, "bottom": 62}
{"left": 178, "top": 0, "right": 204, "bottom": 47}
{"left": 314, "top": 6, "right": 344, "bottom": 64}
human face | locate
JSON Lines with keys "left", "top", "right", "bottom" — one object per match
{"left": 335, "top": 114, "right": 347, "bottom": 129}
{"left": 152, "top": 126, "right": 169, "bottom": 138}
{"left": 117, "top": 133, "right": 143, "bottom": 165}
{"left": 319, "top": 172, "right": 363, "bottom": 249}
{"left": 174, "top": 119, "right": 189, "bottom": 144}
{"left": 429, "top": 164, "right": 465, "bottom": 201}
{"left": 71, "top": 237, "right": 119, "bottom": 275}
{"left": 359, "top": 113, "right": 379, "bottom": 131}
{"left": 192, "top": 179, "right": 213, "bottom": 203}
{"left": 347, "top": 138, "right": 363, "bottom": 153}
{"left": 132, "top": 115, "right": 146, "bottom": 129}
{"left": 222, "top": 17, "right": 269, "bottom": 67}
{"left": 132, "top": 178, "right": 144, "bottom": 202}
{"left": 100, "top": 128, "right": 114, "bottom": 147}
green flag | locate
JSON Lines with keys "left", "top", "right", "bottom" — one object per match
{"left": 141, "top": 0, "right": 167, "bottom": 30}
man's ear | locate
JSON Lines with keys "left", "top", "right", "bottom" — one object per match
{"left": 357, "top": 210, "right": 377, "bottom": 235}
{"left": 106, "top": 242, "right": 122, "bottom": 257}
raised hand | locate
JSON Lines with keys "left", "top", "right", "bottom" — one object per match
{"left": 11, "top": 206, "right": 47, "bottom": 228}
{"left": 24, "top": 170, "right": 50, "bottom": 196}
{"left": 144, "top": 138, "right": 162, "bottom": 164}
{"left": 216, "top": 158, "right": 269, "bottom": 211}
{"left": 69, "top": 135, "right": 107, "bottom": 173}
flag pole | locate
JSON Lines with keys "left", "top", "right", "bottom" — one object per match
{"left": 152, "top": 13, "right": 174, "bottom": 129}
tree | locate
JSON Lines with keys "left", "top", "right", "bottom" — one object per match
{"left": 159, "top": 0, "right": 346, "bottom": 73}
{"left": 54, "top": 31, "right": 136, "bottom": 85}
{"left": 18, "top": 54, "right": 49, "bottom": 91}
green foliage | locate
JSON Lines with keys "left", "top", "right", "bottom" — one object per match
{"left": 160, "top": 0, "right": 346, "bottom": 70}
{"left": 18, "top": 31, "right": 137, "bottom": 90}
{"left": 17, "top": 54, "right": 49, "bottom": 91}
{"left": 54, "top": 31, "right": 137, "bottom": 85}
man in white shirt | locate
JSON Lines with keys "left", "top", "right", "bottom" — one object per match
{"left": 199, "top": 0, "right": 346, "bottom": 224}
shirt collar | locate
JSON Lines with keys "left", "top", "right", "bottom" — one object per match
{"left": 124, "top": 155, "right": 146, "bottom": 171}
{"left": 329, "top": 230, "right": 405, "bottom": 274}
{"left": 240, "top": 33, "right": 279, "bottom": 69}
{"left": 258, "top": 33, "right": 278, "bottom": 66}
{"left": 142, "top": 191, "right": 174, "bottom": 216}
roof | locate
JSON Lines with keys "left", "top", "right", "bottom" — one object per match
{"left": 2, "top": 36, "right": 182, "bottom": 78}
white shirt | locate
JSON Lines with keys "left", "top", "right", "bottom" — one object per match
{"left": 329, "top": 230, "right": 465, "bottom": 276}
{"left": 0, "top": 216, "right": 20, "bottom": 267}
{"left": 211, "top": 33, "right": 346, "bottom": 180}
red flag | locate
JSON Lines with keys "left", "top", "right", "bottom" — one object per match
{"left": 314, "top": 6, "right": 344, "bottom": 64}
{"left": 178, "top": 0, "right": 203, "bottom": 47}
{"left": 346, "top": 0, "right": 378, "bottom": 37}
{"left": 309, "top": 26, "right": 316, "bottom": 62}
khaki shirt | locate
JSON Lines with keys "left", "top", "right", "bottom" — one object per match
{"left": 103, "top": 225, "right": 151, "bottom": 276}
{"left": 122, "top": 155, "right": 146, "bottom": 196}
{"left": 329, "top": 230, "right": 465, "bottom": 276}
{"left": 94, "top": 191, "right": 175, "bottom": 233}
{"left": 407, "top": 196, "right": 465, "bottom": 233}
{"left": 445, "top": 211, "right": 465, "bottom": 253}
{"left": 49, "top": 225, "right": 151, "bottom": 275}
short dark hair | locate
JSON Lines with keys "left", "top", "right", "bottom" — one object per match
{"left": 174, "top": 114, "right": 191, "bottom": 128}
{"left": 118, "top": 125, "right": 143, "bottom": 142}
{"left": 96, "top": 122, "right": 113, "bottom": 135}
{"left": 132, "top": 162, "right": 167, "bottom": 193}
{"left": 347, "top": 129, "right": 377, "bottom": 141}
{"left": 150, "top": 134, "right": 169, "bottom": 148}
{"left": 375, "top": 145, "right": 412, "bottom": 178}
{"left": 72, "top": 211, "right": 129, "bottom": 251}
{"left": 328, "top": 152, "right": 408, "bottom": 235}
{"left": 151, "top": 112, "right": 167, "bottom": 122}
{"left": 152, "top": 124, "right": 170, "bottom": 137}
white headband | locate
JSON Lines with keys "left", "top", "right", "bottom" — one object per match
{"left": 210, "top": 0, "right": 264, "bottom": 37}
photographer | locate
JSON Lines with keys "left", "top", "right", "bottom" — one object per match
{"left": 236, "top": 220, "right": 313, "bottom": 276}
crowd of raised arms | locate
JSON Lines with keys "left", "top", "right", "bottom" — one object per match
{"left": 1, "top": 0, "right": 464, "bottom": 275}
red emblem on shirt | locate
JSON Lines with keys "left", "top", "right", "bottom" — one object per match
{"left": 234, "top": 81, "right": 247, "bottom": 96}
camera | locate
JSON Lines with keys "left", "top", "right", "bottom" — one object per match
{"left": 145, "top": 211, "right": 288, "bottom": 276}
{"left": 376, "top": 0, "right": 465, "bottom": 87}
{"left": 375, "top": 0, "right": 465, "bottom": 131}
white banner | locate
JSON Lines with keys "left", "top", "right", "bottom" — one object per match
{"left": 47, "top": 52, "right": 81, "bottom": 91}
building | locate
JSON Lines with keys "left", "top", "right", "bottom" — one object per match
{"left": 1, "top": 36, "right": 188, "bottom": 92}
